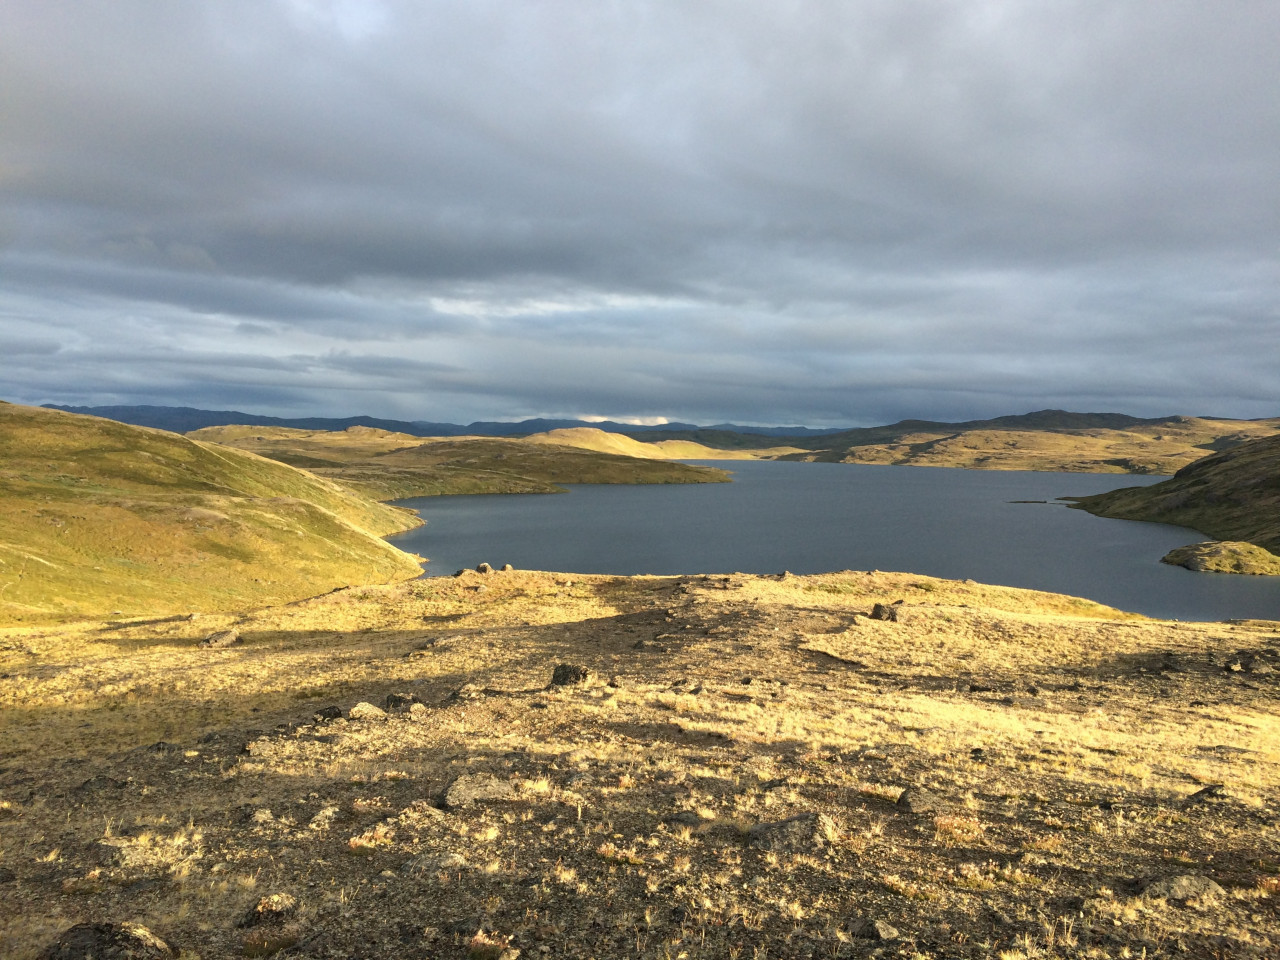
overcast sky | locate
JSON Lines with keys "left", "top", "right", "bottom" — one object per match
{"left": 2, "top": 1, "right": 1278, "bottom": 427}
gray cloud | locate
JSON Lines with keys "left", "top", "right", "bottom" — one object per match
{"left": 2, "top": 1, "right": 1278, "bottom": 426}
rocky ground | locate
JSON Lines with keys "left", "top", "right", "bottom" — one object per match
{"left": 2, "top": 569, "right": 1279, "bottom": 959}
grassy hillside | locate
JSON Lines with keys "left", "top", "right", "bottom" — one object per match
{"left": 524, "top": 427, "right": 802, "bottom": 460}
{"left": 779, "top": 411, "right": 1280, "bottom": 473}
{"left": 3, "top": 570, "right": 1277, "bottom": 958}
{"left": 0, "top": 403, "right": 423, "bottom": 625}
{"left": 188, "top": 426, "right": 732, "bottom": 500}
{"left": 1070, "top": 432, "right": 1280, "bottom": 554}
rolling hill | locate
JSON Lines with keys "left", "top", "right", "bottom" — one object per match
{"left": 778, "top": 410, "right": 1280, "bottom": 473}
{"left": 1070, "top": 431, "right": 1280, "bottom": 556}
{"left": 186, "top": 425, "right": 732, "bottom": 500}
{"left": 0, "top": 403, "right": 424, "bottom": 625}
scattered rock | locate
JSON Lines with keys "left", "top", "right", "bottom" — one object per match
{"left": 75, "top": 774, "right": 127, "bottom": 795}
{"left": 312, "top": 705, "right": 343, "bottom": 722}
{"left": 896, "top": 787, "right": 945, "bottom": 814}
{"left": 348, "top": 701, "right": 386, "bottom": 720}
{"left": 444, "top": 773, "right": 516, "bottom": 809}
{"left": 1141, "top": 874, "right": 1225, "bottom": 903}
{"left": 404, "top": 851, "right": 469, "bottom": 875}
{"left": 199, "top": 629, "right": 240, "bottom": 649}
{"left": 39, "top": 922, "right": 175, "bottom": 960}
{"left": 136, "top": 741, "right": 183, "bottom": 756}
{"left": 408, "top": 702, "right": 429, "bottom": 719}
{"left": 238, "top": 892, "right": 298, "bottom": 928}
{"left": 384, "top": 692, "right": 423, "bottom": 712}
{"left": 1182, "top": 783, "right": 1225, "bottom": 806}
{"left": 476, "top": 562, "right": 493, "bottom": 574}
{"left": 747, "top": 812, "right": 838, "bottom": 853}
{"left": 848, "top": 917, "right": 899, "bottom": 941}
{"left": 869, "top": 602, "right": 902, "bottom": 622}
{"left": 449, "top": 682, "right": 486, "bottom": 702}
{"left": 550, "top": 663, "right": 594, "bottom": 688}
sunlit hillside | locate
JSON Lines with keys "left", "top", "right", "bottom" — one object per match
{"left": 0, "top": 403, "right": 423, "bottom": 624}
{"left": 187, "top": 425, "right": 732, "bottom": 500}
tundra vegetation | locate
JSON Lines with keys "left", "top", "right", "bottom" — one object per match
{"left": 0, "top": 405, "right": 727, "bottom": 625}
{"left": 185, "top": 424, "right": 732, "bottom": 501}
{"left": 2, "top": 570, "right": 1277, "bottom": 958}
{"left": 3, "top": 402, "right": 1278, "bottom": 958}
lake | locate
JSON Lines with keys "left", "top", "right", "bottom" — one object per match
{"left": 388, "top": 460, "right": 1280, "bottom": 622}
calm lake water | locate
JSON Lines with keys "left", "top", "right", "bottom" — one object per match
{"left": 389, "top": 460, "right": 1280, "bottom": 622}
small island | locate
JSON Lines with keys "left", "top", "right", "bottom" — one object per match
{"left": 1162, "top": 540, "right": 1280, "bottom": 575}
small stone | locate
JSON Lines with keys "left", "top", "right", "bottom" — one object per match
{"left": 238, "top": 892, "right": 298, "bottom": 928}
{"left": 550, "top": 664, "right": 594, "bottom": 687}
{"left": 313, "top": 705, "right": 343, "bottom": 722}
{"left": 408, "top": 702, "right": 429, "bottom": 719}
{"left": 476, "top": 562, "right": 493, "bottom": 574}
{"left": 1182, "top": 783, "right": 1224, "bottom": 806}
{"left": 501, "top": 563, "right": 514, "bottom": 571}
{"left": 869, "top": 602, "right": 901, "bottom": 622}
{"left": 384, "top": 692, "right": 422, "bottom": 712}
{"left": 199, "top": 629, "right": 240, "bottom": 649}
{"left": 404, "top": 851, "right": 468, "bottom": 875}
{"left": 75, "top": 774, "right": 127, "bottom": 794}
{"left": 444, "top": 773, "right": 516, "bottom": 809}
{"left": 348, "top": 701, "right": 386, "bottom": 720}
{"left": 848, "top": 917, "right": 899, "bottom": 941}
{"left": 1141, "top": 874, "right": 1225, "bottom": 902}
{"left": 896, "top": 787, "right": 944, "bottom": 814}
{"left": 449, "top": 682, "right": 485, "bottom": 701}
{"left": 39, "top": 922, "right": 175, "bottom": 960}
{"left": 747, "top": 812, "right": 838, "bottom": 853}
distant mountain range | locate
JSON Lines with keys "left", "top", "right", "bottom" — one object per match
{"left": 41, "top": 404, "right": 847, "bottom": 438}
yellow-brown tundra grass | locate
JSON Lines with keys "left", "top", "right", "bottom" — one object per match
{"left": 1, "top": 569, "right": 1277, "bottom": 958}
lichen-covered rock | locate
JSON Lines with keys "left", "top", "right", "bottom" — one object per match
{"left": 896, "top": 787, "right": 945, "bottom": 814}
{"left": 444, "top": 773, "right": 516, "bottom": 809}
{"left": 348, "top": 701, "right": 386, "bottom": 720}
{"left": 747, "top": 812, "right": 838, "bottom": 853}
{"left": 1141, "top": 874, "right": 1225, "bottom": 902}
{"left": 199, "top": 628, "right": 240, "bottom": 648}
{"left": 550, "top": 663, "right": 594, "bottom": 687}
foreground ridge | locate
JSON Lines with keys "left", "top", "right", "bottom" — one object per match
{"left": 2, "top": 570, "right": 1277, "bottom": 958}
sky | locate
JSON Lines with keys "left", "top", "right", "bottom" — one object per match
{"left": 2, "top": 1, "right": 1278, "bottom": 428}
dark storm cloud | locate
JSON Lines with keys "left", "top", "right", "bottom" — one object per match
{"left": 2, "top": 1, "right": 1278, "bottom": 425}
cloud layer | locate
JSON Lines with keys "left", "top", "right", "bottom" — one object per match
{"left": 3, "top": 1, "right": 1278, "bottom": 425}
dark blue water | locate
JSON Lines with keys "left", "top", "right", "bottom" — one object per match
{"left": 388, "top": 461, "right": 1280, "bottom": 621}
